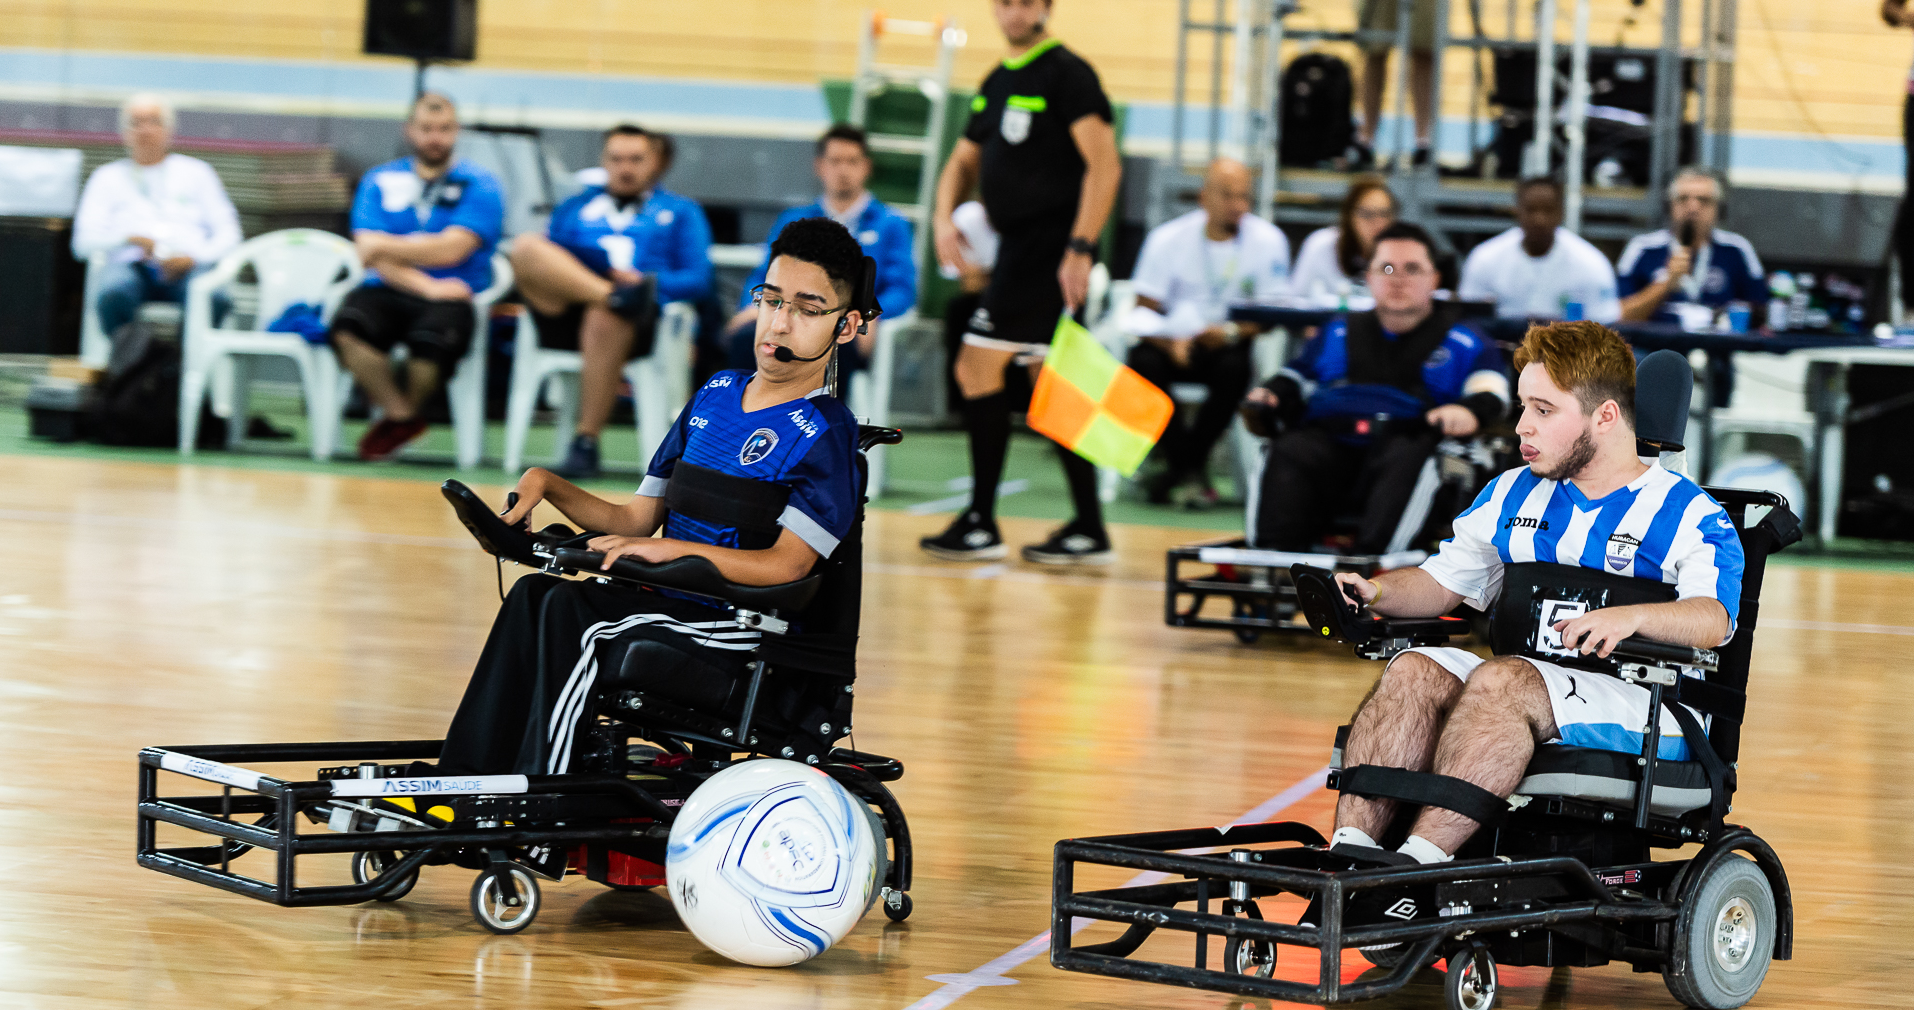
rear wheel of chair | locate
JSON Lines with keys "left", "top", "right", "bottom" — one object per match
{"left": 352, "top": 849, "right": 418, "bottom": 901}
{"left": 1444, "top": 946, "right": 1497, "bottom": 1010}
{"left": 469, "top": 864, "right": 541, "bottom": 934}
{"left": 1664, "top": 855, "right": 1775, "bottom": 1009}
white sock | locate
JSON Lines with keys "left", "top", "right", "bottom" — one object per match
{"left": 1397, "top": 834, "right": 1454, "bottom": 865}
{"left": 1329, "top": 826, "right": 1378, "bottom": 849}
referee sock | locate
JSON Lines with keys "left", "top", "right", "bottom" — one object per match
{"left": 1054, "top": 440, "right": 1105, "bottom": 533}
{"left": 963, "top": 391, "right": 1012, "bottom": 521}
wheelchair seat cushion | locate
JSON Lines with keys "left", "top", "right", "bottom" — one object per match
{"left": 1514, "top": 745, "right": 1712, "bottom": 817}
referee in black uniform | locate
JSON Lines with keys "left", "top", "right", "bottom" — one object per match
{"left": 919, "top": 0, "right": 1122, "bottom": 565}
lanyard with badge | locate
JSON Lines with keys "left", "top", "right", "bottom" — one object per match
{"left": 1199, "top": 230, "right": 1245, "bottom": 318}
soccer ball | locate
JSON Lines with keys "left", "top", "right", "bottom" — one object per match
{"left": 665, "top": 759, "right": 879, "bottom": 966}
{"left": 1711, "top": 452, "right": 1805, "bottom": 518}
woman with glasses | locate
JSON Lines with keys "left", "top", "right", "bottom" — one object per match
{"left": 1289, "top": 175, "right": 1399, "bottom": 304}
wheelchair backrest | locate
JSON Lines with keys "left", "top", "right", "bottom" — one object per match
{"left": 1697, "top": 486, "right": 1801, "bottom": 763}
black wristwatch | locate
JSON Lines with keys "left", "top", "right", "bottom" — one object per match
{"left": 1066, "top": 236, "right": 1098, "bottom": 259}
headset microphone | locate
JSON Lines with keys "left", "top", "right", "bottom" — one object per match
{"left": 771, "top": 344, "right": 833, "bottom": 363}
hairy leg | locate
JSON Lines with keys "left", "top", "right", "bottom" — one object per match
{"left": 333, "top": 331, "right": 410, "bottom": 419}
{"left": 576, "top": 305, "right": 637, "bottom": 438}
{"left": 1408, "top": 657, "right": 1559, "bottom": 853}
{"left": 1334, "top": 651, "right": 1466, "bottom": 840}
{"left": 511, "top": 232, "right": 613, "bottom": 317}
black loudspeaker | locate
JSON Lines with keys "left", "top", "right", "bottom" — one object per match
{"left": 0, "top": 217, "right": 82, "bottom": 354}
{"left": 363, "top": 0, "right": 477, "bottom": 62}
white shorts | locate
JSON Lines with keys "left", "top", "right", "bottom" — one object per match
{"left": 1399, "top": 647, "right": 1699, "bottom": 761}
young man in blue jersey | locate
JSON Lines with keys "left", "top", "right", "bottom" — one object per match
{"left": 417, "top": 218, "right": 866, "bottom": 802}
{"left": 331, "top": 92, "right": 505, "bottom": 460}
{"left": 722, "top": 125, "right": 917, "bottom": 375}
{"left": 510, "top": 124, "right": 715, "bottom": 479}
{"left": 1321, "top": 320, "right": 1744, "bottom": 872}
{"left": 1242, "top": 222, "right": 1510, "bottom": 553}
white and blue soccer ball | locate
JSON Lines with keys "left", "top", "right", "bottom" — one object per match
{"left": 665, "top": 759, "right": 878, "bottom": 966}
{"left": 1711, "top": 452, "right": 1805, "bottom": 520}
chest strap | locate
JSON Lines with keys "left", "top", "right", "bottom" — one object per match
{"left": 664, "top": 462, "right": 790, "bottom": 534}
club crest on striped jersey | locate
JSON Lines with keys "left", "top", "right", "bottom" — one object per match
{"left": 739, "top": 428, "right": 779, "bottom": 465}
{"left": 1605, "top": 532, "right": 1641, "bottom": 573}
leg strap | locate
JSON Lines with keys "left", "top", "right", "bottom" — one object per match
{"left": 1334, "top": 764, "right": 1510, "bottom": 827}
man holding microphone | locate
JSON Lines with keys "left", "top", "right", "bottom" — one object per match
{"left": 1616, "top": 168, "right": 1766, "bottom": 326}
{"left": 919, "top": 0, "right": 1123, "bottom": 565}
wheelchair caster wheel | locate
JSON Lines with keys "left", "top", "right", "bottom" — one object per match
{"left": 882, "top": 888, "right": 912, "bottom": 922}
{"left": 351, "top": 850, "right": 417, "bottom": 901}
{"left": 1444, "top": 945, "right": 1497, "bottom": 1010}
{"left": 1223, "top": 934, "right": 1276, "bottom": 977}
{"left": 470, "top": 864, "right": 541, "bottom": 934}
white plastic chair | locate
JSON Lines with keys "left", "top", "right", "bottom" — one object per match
{"left": 80, "top": 250, "right": 188, "bottom": 366}
{"left": 501, "top": 300, "right": 698, "bottom": 475}
{"left": 178, "top": 230, "right": 363, "bottom": 459}
{"left": 1707, "top": 349, "right": 1818, "bottom": 485}
{"left": 329, "top": 253, "right": 514, "bottom": 469}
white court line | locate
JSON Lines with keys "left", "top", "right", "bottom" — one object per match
{"left": 900, "top": 765, "right": 1332, "bottom": 1010}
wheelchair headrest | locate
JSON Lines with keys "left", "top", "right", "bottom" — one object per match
{"left": 1634, "top": 349, "right": 1692, "bottom": 456}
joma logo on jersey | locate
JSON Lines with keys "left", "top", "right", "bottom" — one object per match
{"left": 1503, "top": 516, "right": 1549, "bottom": 531}
{"left": 787, "top": 409, "right": 819, "bottom": 438}
{"left": 738, "top": 428, "right": 779, "bottom": 465}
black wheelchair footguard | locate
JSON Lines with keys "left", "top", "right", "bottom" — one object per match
{"left": 1164, "top": 540, "right": 1432, "bottom": 644}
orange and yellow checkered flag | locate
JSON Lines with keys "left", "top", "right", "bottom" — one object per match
{"left": 1026, "top": 315, "right": 1174, "bottom": 477}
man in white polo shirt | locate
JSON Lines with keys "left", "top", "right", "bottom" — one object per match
{"left": 1125, "top": 158, "right": 1291, "bottom": 506}
{"left": 1457, "top": 177, "right": 1620, "bottom": 324}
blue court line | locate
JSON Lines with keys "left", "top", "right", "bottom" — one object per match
{"left": 898, "top": 764, "right": 1332, "bottom": 1010}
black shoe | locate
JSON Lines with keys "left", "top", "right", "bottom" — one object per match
{"left": 605, "top": 276, "right": 656, "bottom": 323}
{"left": 551, "top": 434, "right": 602, "bottom": 480}
{"left": 920, "top": 511, "right": 1008, "bottom": 561}
{"left": 1297, "top": 844, "right": 1425, "bottom": 955}
{"left": 1020, "top": 522, "right": 1113, "bottom": 566}
{"left": 1412, "top": 146, "right": 1432, "bottom": 167}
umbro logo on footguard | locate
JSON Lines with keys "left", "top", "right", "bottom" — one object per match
{"left": 1383, "top": 898, "right": 1419, "bottom": 920}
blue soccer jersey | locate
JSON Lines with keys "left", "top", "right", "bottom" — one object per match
{"left": 637, "top": 371, "right": 858, "bottom": 558}
{"left": 1284, "top": 315, "right": 1510, "bottom": 422}
{"left": 1615, "top": 228, "right": 1767, "bottom": 323}
{"left": 1422, "top": 463, "right": 1746, "bottom": 635}
{"left": 546, "top": 186, "right": 714, "bottom": 304}
{"left": 349, "top": 157, "right": 504, "bottom": 291}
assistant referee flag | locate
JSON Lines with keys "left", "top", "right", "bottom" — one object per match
{"left": 1026, "top": 316, "right": 1174, "bottom": 476}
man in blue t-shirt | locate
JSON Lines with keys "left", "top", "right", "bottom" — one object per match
{"left": 421, "top": 218, "right": 868, "bottom": 798}
{"left": 511, "top": 124, "right": 714, "bottom": 479}
{"left": 1318, "top": 320, "right": 1743, "bottom": 873}
{"left": 1242, "top": 222, "right": 1510, "bottom": 553}
{"left": 1617, "top": 168, "right": 1767, "bottom": 326}
{"left": 721, "top": 124, "right": 917, "bottom": 374}
{"left": 331, "top": 92, "right": 505, "bottom": 460}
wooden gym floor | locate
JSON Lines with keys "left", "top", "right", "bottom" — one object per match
{"left": 2, "top": 453, "right": 1910, "bottom": 1009}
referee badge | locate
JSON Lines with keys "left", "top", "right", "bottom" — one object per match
{"left": 1001, "top": 106, "right": 1032, "bottom": 144}
{"left": 739, "top": 428, "right": 779, "bottom": 466}
{"left": 1605, "top": 532, "right": 1641, "bottom": 573}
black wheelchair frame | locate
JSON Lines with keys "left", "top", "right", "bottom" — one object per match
{"left": 1056, "top": 486, "right": 1800, "bottom": 1009}
{"left": 136, "top": 426, "right": 916, "bottom": 934}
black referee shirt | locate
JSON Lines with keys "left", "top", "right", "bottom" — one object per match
{"left": 963, "top": 38, "right": 1114, "bottom": 229}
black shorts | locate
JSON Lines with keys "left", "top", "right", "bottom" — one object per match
{"left": 330, "top": 284, "right": 477, "bottom": 373}
{"left": 964, "top": 215, "right": 1076, "bottom": 350}
{"left": 530, "top": 301, "right": 660, "bottom": 361}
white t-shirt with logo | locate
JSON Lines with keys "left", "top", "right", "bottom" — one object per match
{"left": 1457, "top": 226, "right": 1622, "bottom": 324}
{"left": 1128, "top": 209, "right": 1290, "bottom": 336}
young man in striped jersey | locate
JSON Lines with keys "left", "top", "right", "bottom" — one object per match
{"left": 1325, "top": 320, "right": 1745, "bottom": 868}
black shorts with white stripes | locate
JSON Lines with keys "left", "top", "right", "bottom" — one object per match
{"left": 437, "top": 574, "right": 755, "bottom": 777}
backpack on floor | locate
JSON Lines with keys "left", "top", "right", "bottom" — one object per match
{"left": 85, "top": 321, "right": 224, "bottom": 448}
{"left": 1279, "top": 52, "right": 1356, "bottom": 168}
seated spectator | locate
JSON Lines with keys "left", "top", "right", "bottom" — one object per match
{"left": 511, "top": 124, "right": 713, "bottom": 479}
{"left": 1288, "top": 174, "right": 1396, "bottom": 303}
{"left": 1617, "top": 168, "right": 1765, "bottom": 326}
{"left": 71, "top": 92, "right": 240, "bottom": 336}
{"left": 331, "top": 92, "right": 504, "bottom": 460}
{"left": 723, "top": 124, "right": 917, "bottom": 375}
{"left": 1242, "top": 223, "right": 1508, "bottom": 553}
{"left": 1458, "top": 176, "right": 1620, "bottom": 323}
{"left": 1124, "top": 158, "right": 1290, "bottom": 508}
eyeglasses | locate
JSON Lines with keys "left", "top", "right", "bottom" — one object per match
{"left": 750, "top": 285, "right": 846, "bottom": 322}
{"left": 1353, "top": 207, "right": 1395, "bottom": 222}
{"left": 1369, "top": 262, "right": 1431, "bottom": 278}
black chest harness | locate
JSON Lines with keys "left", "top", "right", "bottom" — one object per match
{"left": 663, "top": 462, "right": 791, "bottom": 550}
{"left": 1338, "top": 305, "right": 1460, "bottom": 408}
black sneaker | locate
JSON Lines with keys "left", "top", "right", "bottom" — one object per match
{"left": 920, "top": 511, "right": 1008, "bottom": 561}
{"left": 551, "top": 434, "right": 601, "bottom": 480}
{"left": 1020, "top": 522, "right": 1114, "bottom": 565}
{"left": 1296, "top": 844, "right": 1425, "bottom": 959}
{"left": 605, "top": 276, "right": 656, "bottom": 323}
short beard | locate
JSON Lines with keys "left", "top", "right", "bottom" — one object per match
{"left": 1534, "top": 429, "right": 1597, "bottom": 482}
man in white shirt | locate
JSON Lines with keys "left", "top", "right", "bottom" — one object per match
{"left": 1124, "top": 158, "right": 1290, "bottom": 506}
{"left": 71, "top": 92, "right": 241, "bottom": 336}
{"left": 1457, "top": 178, "right": 1620, "bottom": 324}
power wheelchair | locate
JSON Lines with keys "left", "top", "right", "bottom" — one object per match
{"left": 135, "top": 425, "right": 915, "bottom": 934}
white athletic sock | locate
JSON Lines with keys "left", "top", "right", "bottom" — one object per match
{"left": 1329, "top": 826, "right": 1379, "bottom": 849}
{"left": 1397, "top": 834, "right": 1454, "bottom": 865}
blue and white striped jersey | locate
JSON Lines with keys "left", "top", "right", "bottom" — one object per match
{"left": 637, "top": 370, "right": 858, "bottom": 559}
{"left": 1422, "top": 463, "right": 1745, "bottom": 639}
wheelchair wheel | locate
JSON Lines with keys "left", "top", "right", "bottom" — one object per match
{"left": 351, "top": 849, "right": 417, "bottom": 901}
{"left": 1444, "top": 945, "right": 1497, "bottom": 1010}
{"left": 1231, "top": 598, "right": 1266, "bottom": 644}
{"left": 1663, "top": 855, "right": 1775, "bottom": 1009}
{"left": 882, "top": 888, "right": 912, "bottom": 922}
{"left": 1221, "top": 899, "right": 1275, "bottom": 977}
{"left": 469, "top": 864, "right": 541, "bottom": 934}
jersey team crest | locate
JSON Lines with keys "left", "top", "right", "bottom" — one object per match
{"left": 739, "top": 428, "right": 779, "bottom": 466}
{"left": 1001, "top": 106, "right": 1032, "bottom": 144}
{"left": 1605, "top": 532, "right": 1641, "bottom": 573}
